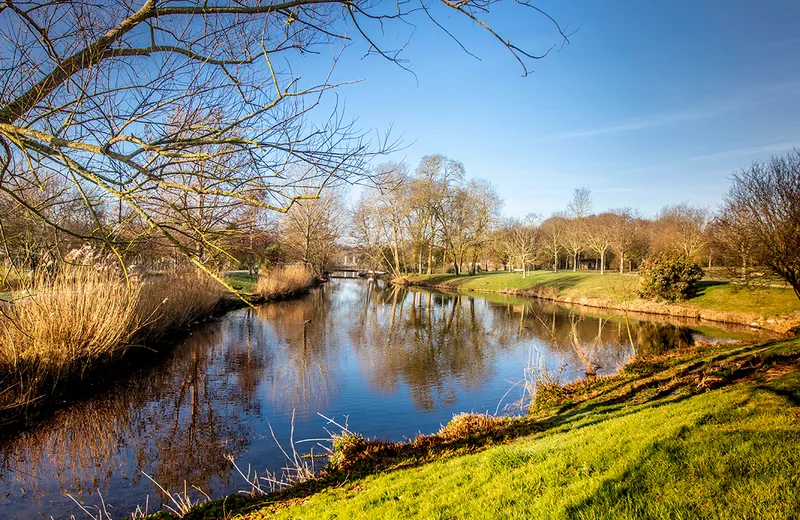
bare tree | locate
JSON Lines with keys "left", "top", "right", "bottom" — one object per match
{"left": 0, "top": 0, "right": 568, "bottom": 280}
{"left": 467, "top": 179, "right": 502, "bottom": 274}
{"left": 414, "top": 155, "right": 449, "bottom": 274}
{"left": 422, "top": 156, "right": 467, "bottom": 274}
{"left": 607, "top": 208, "right": 638, "bottom": 273}
{"left": 584, "top": 213, "right": 614, "bottom": 274}
{"left": 352, "top": 193, "right": 386, "bottom": 273}
{"left": 372, "top": 162, "right": 411, "bottom": 276}
{"left": 282, "top": 187, "right": 346, "bottom": 275}
{"left": 540, "top": 212, "right": 567, "bottom": 272}
{"left": 502, "top": 215, "right": 539, "bottom": 278}
{"left": 654, "top": 203, "right": 709, "bottom": 261}
{"left": 567, "top": 187, "right": 593, "bottom": 219}
{"left": 563, "top": 187, "right": 592, "bottom": 271}
{"left": 721, "top": 150, "right": 800, "bottom": 299}
{"left": 709, "top": 215, "right": 755, "bottom": 282}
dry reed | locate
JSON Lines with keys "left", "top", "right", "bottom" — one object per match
{"left": 136, "top": 270, "right": 226, "bottom": 341}
{"left": 255, "top": 265, "right": 316, "bottom": 300}
{"left": 0, "top": 265, "right": 226, "bottom": 419}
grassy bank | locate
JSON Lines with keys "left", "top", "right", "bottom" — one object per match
{"left": 226, "top": 271, "right": 260, "bottom": 294}
{"left": 165, "top": 335, "right": 800, "bottom": 520}
{"left": 395, "top": 271, "right": 800, "bottom": 332}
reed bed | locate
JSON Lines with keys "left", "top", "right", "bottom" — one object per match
{"left": 255, "top": 264, "right": 316, "bottom": 300}
{"left": 136, "top": 270, "right": 226, "bottom": 341}
{"left": 0, "top": 266, "right": 226, "bottom": 421}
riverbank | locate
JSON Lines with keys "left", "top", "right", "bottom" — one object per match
{"left": 0, "top": 266, "right": 319, "bottom": 431}
{"left": 394, "top": 271, "right": 800, "bottom": 333}
{"left": 158, "top": 334, "right": 800, "bottom": 519}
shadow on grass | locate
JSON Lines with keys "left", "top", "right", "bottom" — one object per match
{"left": 534, "top": 340, "right": 800, "bottom": 438}
{"left": 756, "top": 385, "right": 800, "bottom": 406}
{"left": 691, "top": 279, "right": 731, "bottom": 299}
{"left": 562, "top": 364, "right": 800, "bottom": 517}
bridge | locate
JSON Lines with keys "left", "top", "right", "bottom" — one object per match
{"left": 326, "top": 252, "right": 385, "bottom": 278}
{"left": 326, "top": 265, "right": 386, "bottom": 279}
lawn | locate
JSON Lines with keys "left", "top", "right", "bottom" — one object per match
{"left": 402, "top": 271, "right": 800, "bottom": 319}
{"left": 232, "top": 337, "right": 800, "bottom": 520}
{"left": 224, "top": 271, "right": 259, "bottom": 293}
{"left": 691, "top": 281, "right": 800, "bottom": 317}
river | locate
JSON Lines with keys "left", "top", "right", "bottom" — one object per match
{"left": 0, "top": 278, "right": 765, "bottom": 518}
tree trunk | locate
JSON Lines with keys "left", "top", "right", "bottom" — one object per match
{"left": 619, "top": 251, "right": 624, "bottom": 274}
{"left": 427, "top": 242, "right": 433, "bottom": 274}
{"left": 427, "top": 218, "right": 435, "bottom": 274}
{"left": 553, "top": 249, "right": 558, "bottom": 272}
{"left": 600, "top": 251, "right": 605, "bottom": 274}
{"left": 573, "top": 251, "right": 578, "bottom": 272}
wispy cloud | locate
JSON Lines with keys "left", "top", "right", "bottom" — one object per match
{"left": 542, "top": 82, "right": 800, "bottom": 141}
{"left": 760, "top": 36, "right": 800, "bottom": 50}
{"left": 616, "top": 139, "right": 800, "bottom": 176}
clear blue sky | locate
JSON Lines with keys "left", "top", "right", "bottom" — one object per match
{"left": 314, "top": 0, "right": 800, "bottom": 218}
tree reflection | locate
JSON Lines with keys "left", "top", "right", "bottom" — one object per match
{"left": 0, "top": 318, "right": 263, "bottom": 506}
{"left": 349, "top": 282, "right": 495, "bottom": 411}
{"left": 254, "top": 285, "right": 341, "bottom": 415}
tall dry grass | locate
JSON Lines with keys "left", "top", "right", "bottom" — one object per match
{"left": 0, "top": 266, "right": 226, "bottom": 419}
{"left": 136, "top": 270, "right": 226, "bottom": 341}
{"left": 255, "top": 264, "right": 316, "bottom": 300}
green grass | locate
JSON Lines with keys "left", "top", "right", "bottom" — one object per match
{"left": 224, "top": 271, "right": 259, "bottom": 293}
{"left": 691, "top": 282, "right": 800, "bottom": 317}
{"left": 233, "top": 338, "right": 800, "bottom": 520}
{"left": 402, "top": 271, "right": 800, "bottom": 319}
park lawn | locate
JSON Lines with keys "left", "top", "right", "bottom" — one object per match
{"left": 226, "top": 337, "right": 800, "bottom": 520}
{"left": 690, "top": 282, "right": 800, "bottom": 317}
{"left": 224, "top": 271, "right": 259, "bottom": 293}
{"left": 407, "top": 271, "right": 637, "bottom": 300}
{"left": 402, "top": 271, "right": 800, "bottom": 319}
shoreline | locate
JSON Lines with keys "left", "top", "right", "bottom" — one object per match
{"left": 392, "top": 275, "right": 800, "bottom": 335}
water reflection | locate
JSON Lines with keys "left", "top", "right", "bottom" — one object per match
{"left": 0, "top": 279, "right": 761, "bottom": 519}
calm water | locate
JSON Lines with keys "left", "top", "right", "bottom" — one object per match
{"left": 0, "top": 279, "right": 763, "bottom": 519}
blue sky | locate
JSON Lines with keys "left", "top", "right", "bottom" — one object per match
{"left": 313, "top": 0, "right": 800, "bottom": 218}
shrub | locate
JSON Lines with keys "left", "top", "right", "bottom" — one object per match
{"left": 327, "top": 432, "right": 369, "bottom": 471}
{"left": 638, "top": 253, "right": 704, "bottom": 302}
